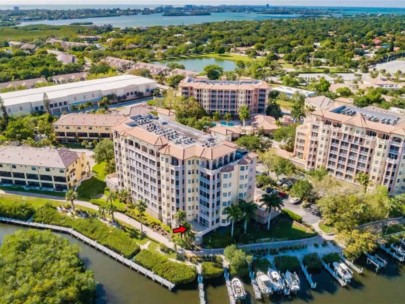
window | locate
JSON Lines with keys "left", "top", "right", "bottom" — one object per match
{"left": 12, "top": 165, "right": 16, "bottom": 169}
{"left": 45, "top": 168, "right": 50, "bottom": 172}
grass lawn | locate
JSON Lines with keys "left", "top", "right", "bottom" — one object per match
{"left": 77, "top": 162, "right": 107, "bottom": 201}
{"left": 318, "top": 221, "right": 336, "bottom": 234}
{"left": 203, "top": 215, "right": 317, "bottom": 248}
{"left": 0, "top": 194, "right": 60, "bottom": 209}
{"left": 200, "top": 53, "right": 253, "bottom": 63}
{"left": 275, "top": 99, "right": 294, "bottom": 110}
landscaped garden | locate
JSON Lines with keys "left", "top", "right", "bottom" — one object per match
{"left": 203, "top": 213, "right": 317, "bottom": 249}
{"left": 77, "top": 162, "right": 107, "bottom": 200}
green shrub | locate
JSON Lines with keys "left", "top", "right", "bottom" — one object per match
{"left": 0, "top": 201, "right": 35, "bottom": 220}
{"left": 303, "top": 253, "right": 322, "bottom": 271}
{"left": 322, "top": 253, "right": 340, "bottom": 264}
{"left": 253, "top": 258, "right": 271, "bottom": 272}
{"left": 281, "top": 209, "right": 303, "bottom": 223}
{"left": 33, "top": 205, "right": 140, "bottom": 258}
{"left": 274, "top": 255, "right": 300, "bottom": 272}
{"left": 202, "top": 261, "right": 224, "bottom": 279}
{"left": 135, "top": 250, "right": 196, "bottom": 285}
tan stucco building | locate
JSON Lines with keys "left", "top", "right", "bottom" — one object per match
{"left": 0, "top": 146, "right": 89, "bottom": 191}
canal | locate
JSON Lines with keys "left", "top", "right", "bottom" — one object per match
{"left": 0, "top": 223, "right": 404, "bottom": 304}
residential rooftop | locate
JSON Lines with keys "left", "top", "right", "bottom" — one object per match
{"left": 54, "top": 113, "right": 127, "bottom": 127}
{"left": 180, "top": 76, "right": 269, "bottom": 90}
{"left": 0, "top": 146, "right": 80, "bottom": 168}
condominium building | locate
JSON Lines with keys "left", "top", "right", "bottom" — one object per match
{"left": 0, "top": 75, "right": 156, "bottom": 116}
{"left": 294, "top": 105, "right": 405, "bottom": 194}
{"left": 179, "top": 76, "right": 270, "bottom": 115}
{"left": 0, "top": 146, "right": 88, "bottom": 191}
{"left": 112, "top": 114, "right": 256, "bottom": 239}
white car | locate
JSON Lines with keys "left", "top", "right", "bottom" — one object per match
{"left": 289, "top": 197, "right": 301, "bottom": 204}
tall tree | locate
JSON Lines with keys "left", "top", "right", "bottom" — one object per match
{"left": 224, "top": 204, "right": 242, "bottom": 237}
{"left": 65, "top": 189, "right": 78, "bottom": 213}
{"left": 224, "top": 112, "right": 232, "bottom": 124}
{"left": 260, "top": 193, "right": 284, "bottom": 230}
{"left": 43, "top": 93, "right": 51, "bottom": 114}
{"left": 106, "top": 191, "right": 117, "bottom": 223}
{"left": 213, "top": 111, "right": 221, "bottom": 124}
{"left": 355, "top": 172, "right": 370, "bottom": 193}
{"left": 203, "top": 64, "right": 224, "bottom": 80}
{"left": 239, "top": 200, "right": 258, "bottom": 234}
{"left": 135, "top": 199, "right": 147, "bottom": 234}
{"left": 0, "top": 95, "right": 9, "bottom": 130}
{"left": 238, "top": 105, "right": 250, "bottom": 128}
{"left": 337, "top": 229, "right": 377, "bottom": 261}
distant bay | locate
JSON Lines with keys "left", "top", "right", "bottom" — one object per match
{"left": 16, "top": 12, "right": 301, "bottom": 28}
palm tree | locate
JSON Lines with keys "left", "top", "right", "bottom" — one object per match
{"left": 224, "top": 204, "right": 242, "bottom": 238}
{"left": 174, "top": 209, "right": 187, "bottom": 226}
{"left": 238, "top": 105, "right": 250, "bottom": 128}
{"left": 43, "top": 93, "right": 50, "bottom": 114}
{"left": 224, "top": 112, "right": 232, "bottom": 124}
{"left": 260, "top": 193, "right": 284, "bottom": 230}
{"left": 106, "top": 191, "right": 117, "bottom": 223}
{"left": 135, "top": 199, "right": 147, "bottom": 234}
{"left": 213, "top": 111, "right": 221, "bottom": 125}
{"left": 239, "top": 200, "right": 258, "bottom": 234}
{"left": 355, "top": 172, "right": 370, "bottom": 193}
{"left": 98, "top": 205, "right": 107, "bottom": 219}
{"left": 65, "top": 189, "right": 78, "bottom": 213}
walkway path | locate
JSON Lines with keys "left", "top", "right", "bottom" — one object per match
{"left": 0, "top": 190, "right": 333, "bottom": 255}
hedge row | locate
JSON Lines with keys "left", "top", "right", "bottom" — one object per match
{"left": 282, "top": 209, "right": 303, "bottom": 223}
{"left": 135, "top": 250, "right": 197, "bottom": 285}
{"left": 274, "top": 255, "right": 300, "bottom": 272}
{"left": 33, "top": 205, "right": 140, "bottom": 258}
{"left": 0, "top": 201, "right": 35, "bottom": 220}
{"left": 302, "top": 253, "right": 322, "bottom": 271}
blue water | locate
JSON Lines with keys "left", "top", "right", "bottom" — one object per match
{"left": 220, "top": 121, "right": 235, "bottom": 127}
{"left": 160, "top": 58, "right": 237, "bottom": 73}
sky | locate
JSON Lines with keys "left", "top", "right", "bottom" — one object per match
{"left": 1, "top": 0, "right": 405, "bottom": 8}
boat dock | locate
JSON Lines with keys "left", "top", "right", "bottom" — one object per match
{"left": 249, "top": 270, "right": 262, "bottom": 300}
{"left": 197, "top": 265, "right": 206, "bottom": 304}
{"left": 380, "top": 244, "right": 405, "bottom": 262}
{"left": 321, "top": 261, "right": 347, "bottom": 287}
{"left": 0, "top": 217, "right": 176, "bottom": 290}
{"left": 340, "top": 255, "right": 364, "bottom": 274}
{"left": 299, "top": 259, "right": 317, "bottom": 289}
{"left": 223, "top": 266, "right": 236, "bottom": 304}
{"left": 366, "top": 253, "right": 387, "bottom": 272}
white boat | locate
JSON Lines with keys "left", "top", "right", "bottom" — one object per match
{"left": 283, "top": 271, "right": 300, "bottom": 293}
{"left": 256, "top": 271, "right": 273, "bottom": 295}
{"left": 267, "top": 268, "right": 285, "bottom": 293}
{"left": 333, "top": 262, "right": 353, "bottom": 282}
{"left": 231, "top": 278, "right": 247, "bottom": 300}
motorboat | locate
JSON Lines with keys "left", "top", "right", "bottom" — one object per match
{"left": 283, "top": 271, "right": 300, "bottom": 293}
{"left": 267, "top": 268, "right": 285, "bottom": 293}
{"left": 256, "top": 271, "right": 273, "bottom": 295}
{"left": 333, "top": 262, "right": 353, "bottom": 282}
{"left": 231, "top": 278, "right": 247, "bottom": 300}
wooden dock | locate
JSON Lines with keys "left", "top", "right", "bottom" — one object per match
{"left": 366, "top": 253, "right": 387, "bottom": 272}
{"left": 299, "top": 259, "right": 317, "bottom": 289}
{"left": 321, "top": 261, "right": 347, "bottom": 287}
{"left": 0, "top": 217, "right": 176, "bottom": 290}
{"left": 223, "top": 266, "right": 236, "bottom": 304}
{"left": 197, "top": 265, "right": 206, "bottom": 304}
{"left": 249, "top": 271, "right": 262, "bottom": 300}
{"left": 340, "top": 255, "right": 363, "bottom": 274}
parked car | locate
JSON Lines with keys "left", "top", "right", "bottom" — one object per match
{"left": 288, "top": 197, "right": 301, "bottom": 204}
{"left": 265, "top": 187, "right": 275, "bottom": 194}
{"left": 282, "top": 180, "right": 294, "bottom": 189}
{"left": 278, "top": 191, "right": 288, "bottom": 199}
{"left": 276, "top": 178, "right": 288, "bottom": 186}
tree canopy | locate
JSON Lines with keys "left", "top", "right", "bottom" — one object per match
{"left": 0, "top": 229, "right": 96, "bottom": 304}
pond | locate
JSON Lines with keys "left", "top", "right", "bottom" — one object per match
{"left": 160, "top": 57, "right": 237, "bottom": 73}
{"left": 1, "top": 223, "right": 404, "bottom": 304}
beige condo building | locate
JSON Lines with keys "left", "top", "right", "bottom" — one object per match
{"left": 0, "top": 146, "right": 88, "bottom": 191}
{"left": 112, "top": 114, "right": 256, "bottom": 240}
{"left": 295, "top": 105, "right": 405, "bottom": 194}
{"left": 179, "top": 76, "right": 270, "bottom": 115}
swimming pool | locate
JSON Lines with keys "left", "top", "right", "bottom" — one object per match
{"left": 220, "top": 121, "right": 234, "bottom": 127}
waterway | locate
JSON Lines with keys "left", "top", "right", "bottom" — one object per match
{"left": 17, "top": 12, "right": 300, "bottom": 28}
{"left": 0, "top": 223, "right": 404, "bottom": 304}
{"left": 160, "top": 57, "right": 236, "bottom": 73}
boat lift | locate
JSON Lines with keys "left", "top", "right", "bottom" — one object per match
{"left": 366, "top": 253, "right": 387, "bottom": 272}
{"left": 223, "top": 265, "right": 236, "bottom": 304}
{"left": 321, "top": 261, "right": 347, "bottom": 287}
{"left": 380, "top": 244, "right": 405, "bottom": 262}
{"left": 197, "top": 265, "right": 206, "bottom": 304}
{"left": 340, "top": 255, "right": 364, "bottom": 274}
{"left": 248, "top": 264, "right": 262, "bottom": 300}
